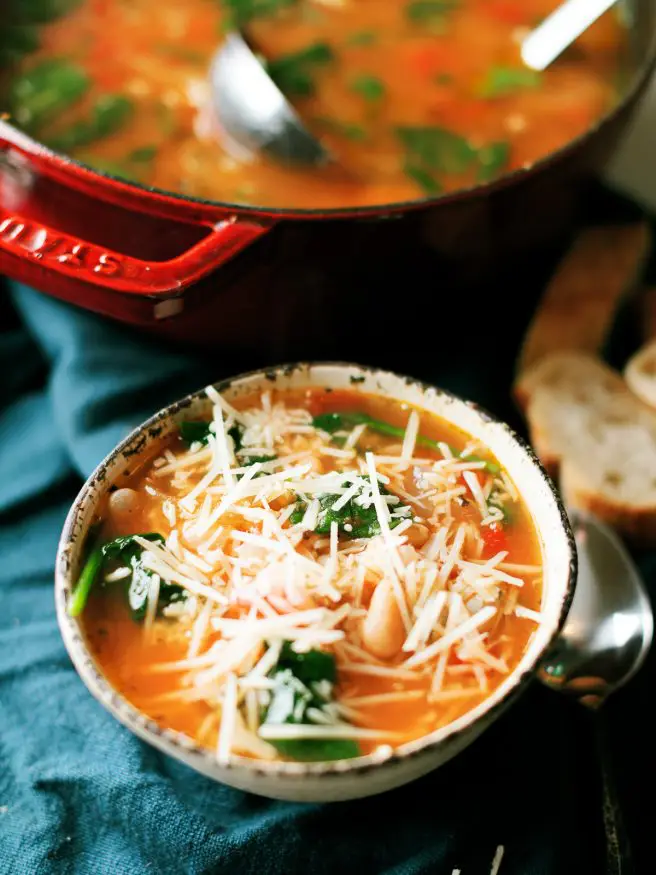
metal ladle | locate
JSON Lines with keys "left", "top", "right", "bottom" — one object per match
{"left": 210, "top": 32, "right": 331, "bottom": 168}
{"left": 539, "top": 509, "right": 653, "bottom": 875}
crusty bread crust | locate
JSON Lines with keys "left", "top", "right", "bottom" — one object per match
{"left": 515, "top": 351, "right": 656, "bottom": 542}
{"left": 561, "top": 459, "right": 656, "bottom": 545}
{"left": 517, "top": 223, "right": 651, "bottom": 376}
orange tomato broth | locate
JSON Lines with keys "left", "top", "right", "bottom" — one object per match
{"left": 81, "top": 388, "right": 543, "bottom": 758}
{"left": 4, "top": 0, "right": 626, "bottom": 208}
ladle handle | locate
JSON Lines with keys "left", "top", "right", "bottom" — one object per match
{"left": 521, "top": 0, "right": 618, "bottom": 71}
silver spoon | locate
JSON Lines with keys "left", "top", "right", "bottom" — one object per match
{"left": 539, "top": 508, "right": 653, "bottom": 875}
{"left": 210, "top": 32, "right": 331, "bottom": 168}
{"left": 522, "top": 0, "right": 619, "bottom": 71}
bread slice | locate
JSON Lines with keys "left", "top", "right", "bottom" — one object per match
{"left": 625, "top": 341, "right": 656, "bottom": 410}
{"left": 514, "top": 350, "right": 624, "bottom": 414}
{"left": 516, "top": 223, "right": 651, "bottom": 375}
{"left": 517, "top": 351, "right": 656, "bottom": 542}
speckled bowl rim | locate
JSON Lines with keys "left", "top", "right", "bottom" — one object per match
{"left": 56, "top": 362, "right": 577, "bottom": 781}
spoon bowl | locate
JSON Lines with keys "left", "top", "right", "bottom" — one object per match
{"left": 210, "top": 32, "right": 331, "bottom": 168}
{"left": 539, "top": 508, "right": 653, "bottom": 707}
{"left": 538, "top": 508, "right": 653, "bottom": 874}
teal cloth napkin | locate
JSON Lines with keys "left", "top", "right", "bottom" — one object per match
{"left": 0, "top": 279, "right": 651, "bottom": 875}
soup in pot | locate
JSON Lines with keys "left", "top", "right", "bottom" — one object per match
{"left": 2, "top": 0, "right": 628, "bottom": 208}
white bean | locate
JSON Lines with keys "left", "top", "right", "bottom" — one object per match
{"left": 108, "top": 488, "right": 138, "bottom": 518}
{"left": 361, "top": 579, "right": 405, "bottom": 660}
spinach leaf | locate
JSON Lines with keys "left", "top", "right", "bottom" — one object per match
{"left": 477, "top": 141, "right": 510, "bottom": 182}
{"left": 397, "top": 127, "right": 511, "bottom": 192}
{"left": 291, "top": 476, "right": 413, "bottom": 539}
{"left": 277, "top": 640, "right": 337, "bottom": 684}
{"left": 268, "top": 42, "right": 334, "bottom": 97}
{"left": 404, "top": 163, "right": 442, "bottom": 195}
{"left": 350, "top": 74, "right": 385, "bottom": 102}
{"left": 313, "top": 411, "right": 500, "bottom": 473}
{"left": 178, "top": 421, "right": 273, "bottom": 475}
{"left": 180, "top": 421, "right": 244, "bottom": 451}
{"left": 223, "top": 0, "right": 298, "bottom": 27}
{"left": 405, "top": 0, "right": 460, "bottom": 29}
{"left": 0, "top": 26, "right": 40, "bottom": 66}
{"left": 262, "top": 644, "right": 360, "bottom": 761}
{"left": 479, "top": 65, "right": 541, "bottom": 98}
{"left": 180, "top": 420, "right": 213, "bottom": 446}
{"left": 46, "top": 95, "right": 134, "bottom": 152}
{"left": 9, "top": 59, "right": 89, "bottom": 132}
{"left": 68, "top": 532, "right": 186, "bottom": 620}
{"left": 396, "top": 126, "right": 477, "bottom": 175}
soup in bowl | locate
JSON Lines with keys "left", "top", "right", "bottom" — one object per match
{"left": 56, "top": 364, "right": 575, "bottom": 801}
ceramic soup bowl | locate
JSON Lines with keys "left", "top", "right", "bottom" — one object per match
{"left": 56, "top": 363, "right": 576, "bottom": 802}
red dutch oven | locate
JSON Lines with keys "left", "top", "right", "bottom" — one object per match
{"left": 1, "top": 1, "right": 656, "bottom": 354}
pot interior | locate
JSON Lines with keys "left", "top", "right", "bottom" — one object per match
{"left": 2, "top": 0, "right": 655, "bottom": 217}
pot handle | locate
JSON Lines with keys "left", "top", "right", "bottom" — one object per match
{"left": 0, "top": 129, "right": 272, "bottom": 296}
{"left": 0, "top": 207, "right": 269, "bottom": 297}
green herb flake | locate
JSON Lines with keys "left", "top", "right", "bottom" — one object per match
{"left": 397, "top": 126, "right": 511, "bottom": 191}
{"left": 477, "top": 141, "right": 510, "bottom": 183}
{"left": 9, "top": 59, "right": 90, "bottom": 132}
{"left": 404, "top": 163, "right": 442, "bottom": 195}
{"left": 267, "top": 41, "right": 334, "bottom": 97}
{"left": 46, "top": 94, "right": 134, "bottom": 152}
{"left": 405, "top": 0, "right": 460, "bottom": 29}
{"left": 396, "top": 126, "right": 477, "bottom": 175}
{"left": 478, "top": 65, "right": 542, "bottom": 98}
{"left": 350, "top": 74, "right": 385, "bottom": 102}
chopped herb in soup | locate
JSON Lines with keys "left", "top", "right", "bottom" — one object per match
{"left": 73, "top": 387, "right": 544, "bottom": 764}
{"left": 1, "top": 0, "right": 627, "bottom": 207}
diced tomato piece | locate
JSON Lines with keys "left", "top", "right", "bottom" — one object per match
{"left": 405, "top": 40, "right": 458, "bottom": 79}
{"left": 305, "top": 389, "right": 327, "bottom": 417}
{"left": 482, "top": 523, "right": 509, "bottom": 556}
